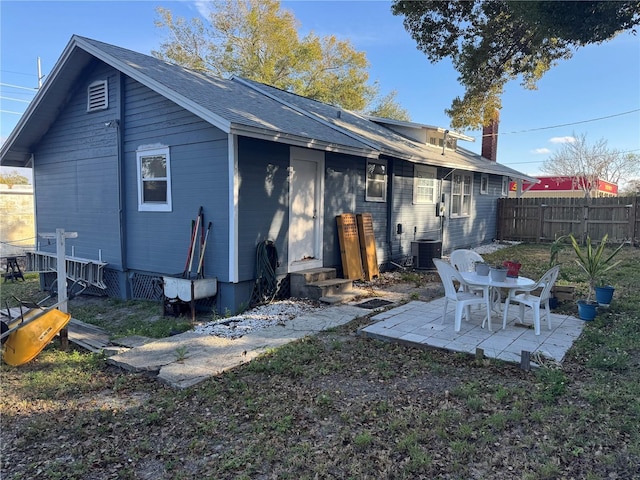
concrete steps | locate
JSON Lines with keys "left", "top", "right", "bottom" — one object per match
{"left": 290, "top": 267, "right": 358, "bottom": 304}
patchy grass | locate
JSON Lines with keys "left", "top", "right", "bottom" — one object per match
{"left": 0, "top": 279, "right": 191, "bottom": 339}
{"left": 70, "top": 297, "right": 192, "bottom": 339}
{"left": 1, "top": 243, "right": 639, "bottom": 478}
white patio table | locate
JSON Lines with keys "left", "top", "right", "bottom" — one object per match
{"left": 460, "top": 272, "right": 536, "bottom": 331}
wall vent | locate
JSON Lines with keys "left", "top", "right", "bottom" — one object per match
{"left": 87, "top": 80, "right": 108, "bottom": 112}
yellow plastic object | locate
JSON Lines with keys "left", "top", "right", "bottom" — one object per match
{"left": 2, "top": 309, "right": 72, "bottom": 366}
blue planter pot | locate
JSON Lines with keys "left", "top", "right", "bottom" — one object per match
{"left": 577, "top": 300, "right": 598, "bottom": 321}
{"left": 595, "top": 286, "right": 615, "bottom": 307}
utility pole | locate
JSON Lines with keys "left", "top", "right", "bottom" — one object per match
{"left": 37, "top": 57, "right": 44, "bottom": 88}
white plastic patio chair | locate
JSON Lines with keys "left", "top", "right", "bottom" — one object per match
{"left": 450, "top": 249, "right": 484, "bottom": 274}
{"left": 450, "top": 249, "right": 485, "bottom": 297}
{"left": 502, "top": 265, "right": 561, "bottom": 335}
{"left": 434, "top": 259, "right": 490, "bottom": 332}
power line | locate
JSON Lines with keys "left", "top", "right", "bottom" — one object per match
{"left": 0, "top": 69, "right": 38, "bottom": 78}
{"left": 0, "top": 96, "right": 32, "bottom": 104}
{"left": 0, "top": 82, "right": 38, "bottom": 92}
{"left": 476, "top": 109, "right": 640, "bottom": 138}
{"left": 504, "top": 147, "right": 640, "bottom": 166}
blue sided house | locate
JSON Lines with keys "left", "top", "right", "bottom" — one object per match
{"left": 0, "top": 35, "right": 538, "bottom": 314}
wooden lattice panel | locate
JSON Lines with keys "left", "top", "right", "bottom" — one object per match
{"left": 336, "top": 214, "right": 364, "bottom": 280}
{"left": 357, "top": 213, "right": 379, "bottom": 281}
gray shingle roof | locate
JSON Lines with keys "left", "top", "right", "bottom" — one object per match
{"left": 79, "top": 37, "right": 372, "bottom": 153}
{"left": 237, "top": 78, "right": 535, "bottom": 180}
{"left": 1, "top": 35, "right": 537, "bottom": 183}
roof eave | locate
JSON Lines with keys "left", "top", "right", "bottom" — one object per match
{"left": 230, "top": 124, "right": 379, "bottom": 159}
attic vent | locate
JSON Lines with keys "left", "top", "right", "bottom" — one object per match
{"left": 87, "top": 80, "right": 108, "bottom": 112}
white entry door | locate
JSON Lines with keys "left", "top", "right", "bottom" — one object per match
{"left": 288, "top": 147, "right": 324, "bottom": 272}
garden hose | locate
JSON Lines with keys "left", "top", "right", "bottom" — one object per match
{"left": 250, "top": 240, "right": 279, "bottom": 307}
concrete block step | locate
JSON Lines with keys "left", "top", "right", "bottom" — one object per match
{"left": 290, "top": 268, "right": 338, "bottom": 297}
{"left": 291, "top": 267, "right": 337, "bottom": 283}
{"left": 305, "top": 278, "right": 353, "bottom": 301}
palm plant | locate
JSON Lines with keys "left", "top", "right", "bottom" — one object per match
{"left": 569, "top": 234, "right": 624, "bottom": 302}
{"left": 549, "top": 234, "right": 568, "bottom": 269}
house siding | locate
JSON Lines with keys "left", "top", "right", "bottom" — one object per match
{"left": 320, "top": 155, "right": 504, "bottom": 272}
{"left": 31, "top": 60, "right": 236, "bottom": 310}
{"left": 321, "top": 152, "right": 389, "bottom": 272}
{"left": 388, "top": 159, "right": 443, "bottom": 265}
{"left": 356, "top": 158, "right": 388, "bottom": 268}
{"left": 442, "top": 172, "right": 501, "bottom": 253}
{"left": 32, "top": 61, "right": 122, "bottom": 267}
{"left": 323, "top": 152, "right": 359, "bottom": 269}
{"left": 122, "top": 76, "right": 231, "bottom": 283}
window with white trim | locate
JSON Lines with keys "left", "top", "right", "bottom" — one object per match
{"left": 87, "top": 80, "right": 108, "bottom": 112}
{"left": 413, "top": 165, "right": 437, "bottom": 204}
{"left": 451, "top": 172, "right": 472, "bottom": 217}
{"left": 366, "top": 159, "right": 387, "bottom": 202}
{"left": 136, "top": 146, "right": 172, "bottom": 212}
{"left": 502, "top": 177, "right": 509, "bottom": 196}
{"left": 480, "top": 174, "right": 489, "bottom": 195}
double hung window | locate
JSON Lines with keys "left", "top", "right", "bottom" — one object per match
{"left": 137, "top": 146, "right": 172, "bottom": 212}
{"left": 451, "top": 173, "right": 472, "bottom": 217}
{"left": 366, "top": 159, "right": 387, "bottom": 202}
{"left": 414, "top": 165, "right": 437, "bottom": 204}
{"left": 480, "top": 174, "right": 489, "bottom": 195}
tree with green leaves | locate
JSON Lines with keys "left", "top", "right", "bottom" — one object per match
{"left": 392, "top": 1, "right": 640, "bottom": 129}
{"left": 154, "top": 0, "right": 407, "bottom": 117}
{"left": 541, "top": 133, "right": 640, "bottom": 201}
{"left": 366, "top": 90, "right": 411, "bottom": 122}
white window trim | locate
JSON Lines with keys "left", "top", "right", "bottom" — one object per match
{"left": 502, "top": 177, "right": 509, "bottom": 197}
{"left": 365, "top": 159, "right": 387, "bottom": 202}
{"left": 450, "top": 172, "right": 472, "bottom": 218}
{"left": 480, "top": 173, "right": 489, "bottom": 195}
{"left": 136, "top": 146, "right": 172, "bottom": 212}
{"left": 413, "top": 165, "right": 437, "bottom": 204}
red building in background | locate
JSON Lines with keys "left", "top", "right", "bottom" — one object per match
{"left": 509, "top": 176, "right": 618, "bottom": 198}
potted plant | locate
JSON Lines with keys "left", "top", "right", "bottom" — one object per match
{"left": 569, "top": 233, "right": 624, "bottom": 320}
{"left": 594, "top": 281, "right": 615, "bottom": 307}
{"left": 502, "top": 260, "right": 521, "bottom": 278}
{"left": 489, "top": 264, "right": 508, "bottom": 282}
{"left": 474, "top": 261, "right": 490, "bottom": 276}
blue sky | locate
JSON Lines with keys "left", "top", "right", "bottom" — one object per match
{"left": 2, "top": 0, "right": 639, "bottom": 183}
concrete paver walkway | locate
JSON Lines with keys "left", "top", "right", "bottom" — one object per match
{"left": 360, "top": 297, "right": 584, "bottom": 365}
{"left": 107, "top": 294, "right": 585, "bottom": 388}
{"left": 108, "top": 304, "right": 370, "bottom": 388}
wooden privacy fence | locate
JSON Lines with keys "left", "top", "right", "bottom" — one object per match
{"left": 497, "top": 196, "right": 640, "bottom": 245}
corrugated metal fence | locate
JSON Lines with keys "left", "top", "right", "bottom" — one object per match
{"left": 497, "top": 196, "right": 640, "bottom": 245}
